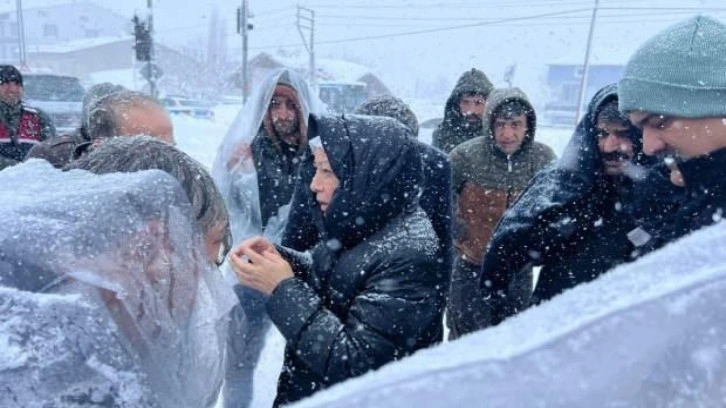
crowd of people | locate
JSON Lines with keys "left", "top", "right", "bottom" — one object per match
{"left": 0, "top": 14, "right": 725, "bottom": 408}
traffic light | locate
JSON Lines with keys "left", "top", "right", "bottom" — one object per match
{"left": 133, "top": 15, "right": 152, "bottom": 62}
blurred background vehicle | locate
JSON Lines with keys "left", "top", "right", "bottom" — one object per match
{"left": 23, "top": 73, "right": 84, "bottom": 134}
{"left": 161, "top": 95, "right": 216, "bottom": 120}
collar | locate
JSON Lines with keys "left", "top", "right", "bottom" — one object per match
{"left": 678, "top": 147, "right": 726, "bottom": 195}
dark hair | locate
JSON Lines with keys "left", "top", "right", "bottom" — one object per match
{"left": 65, "top": 136, "right": 231, "bottom": 262}
{"left": 596, "top": 100, "right": 630, "bottom": 127}
{"left": 86, "top": 90, "right": 166, "bottom": 140}
{"left": 493, "top": 99, "right": 531, "bottom": 121}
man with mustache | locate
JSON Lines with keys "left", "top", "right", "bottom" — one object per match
{"left": 475, "top": 85, "right": 659, "bottom": 330}
{"left": 432, "top": 68, "right": 494, "bottom": 153}
{"left": 618, "top": 15, "right": 726, "bottom": 252}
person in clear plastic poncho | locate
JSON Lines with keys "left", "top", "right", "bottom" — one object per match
{"left": 211, "top": 68, "right": 322, "bottom": 408}
{"left": 0, "top": 159, "right": 237, "bottom": 408}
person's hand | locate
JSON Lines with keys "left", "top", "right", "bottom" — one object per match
{"left": 227, "top": 143, "right": 253, "bottom": 171}
{"left": 229, "top": 237, "right": 293, "bottom": 295}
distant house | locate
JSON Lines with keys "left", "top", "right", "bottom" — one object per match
{"left": 234, "top": 52, "right": 390, "bottom": 112}
{"left": 0, "top": 2, "right": 129, "bottom": 64}
{"left": 26, "top": 36, "right": 205, "bottom": 94}
{"left": 544, "top": 56, "right": 625, "bottom": 126}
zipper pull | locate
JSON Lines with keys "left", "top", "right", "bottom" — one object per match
{"left": 507, "top": 155, "right": 512, "bottom": 172}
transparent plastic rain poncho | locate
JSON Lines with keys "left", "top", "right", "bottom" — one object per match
{"left": 0, "top": 160, "right": 237, "bottom": 408}
{"left": 210, "top": 68, "right": 322, "bottom": 245}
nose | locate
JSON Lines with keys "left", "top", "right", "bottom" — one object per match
{"left": 310, "top": 172, "right": 322, "bottom": 193}
{"left": 642, "top": 130, "right": 665, "bottom": 156}
{"left": 600, "top": 134, "right": 621, "bottom": 153}
{"left": 501, "top": 126, "right": 516, "bottom": 140}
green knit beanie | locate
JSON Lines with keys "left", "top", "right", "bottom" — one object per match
{"left": 619, "top": 15, "right": 726, "bottom": 118}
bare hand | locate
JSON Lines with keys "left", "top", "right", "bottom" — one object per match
{"left": 227, "top": 143, "right": 253, "bottom": 171}
{"left": 229, "top": 237, "right": 293, "bottom": 295}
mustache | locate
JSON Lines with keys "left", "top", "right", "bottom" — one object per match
{"left": 601, "top": 151, "right": 630, "bottom": 162}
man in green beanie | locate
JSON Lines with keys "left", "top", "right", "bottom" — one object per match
{"left": 432, "top": 68, "right": 494, "bottom": 153}
{"left": 619, "top": 15, "right": 726, "bottom": 251}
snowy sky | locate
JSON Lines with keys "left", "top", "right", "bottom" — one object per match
{"left": 8, "top": 0, "right": 726, "bottom": 100}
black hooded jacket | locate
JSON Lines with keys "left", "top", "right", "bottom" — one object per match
{"left": 267, "top": 115, "right": 445, "bottom": 406}
{"left": 282, "top": 114, "right": 454, "bottom": 305}
{"left": 477, "top": 84, "right": 679, "bottom": 328}
{"left": 431, "top": 69, "right": 494, "bottom": 153}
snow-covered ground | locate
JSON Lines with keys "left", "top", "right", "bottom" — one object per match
{"left": 171, "top": 104, "right": 573, "bottom": 407}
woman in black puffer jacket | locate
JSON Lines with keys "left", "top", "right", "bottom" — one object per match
{"left": 230, "top": 114, "right": 446, "bottom": 406}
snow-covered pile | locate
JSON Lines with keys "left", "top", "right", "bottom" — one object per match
{"left": 295, "top": 222, "right": 726, "bottom": 407}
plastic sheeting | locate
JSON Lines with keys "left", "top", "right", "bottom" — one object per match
{"left": 0, "top": 160, "right": 237, "bottom": 408}
{"left": 296, "top": 222, "right": 726, "bottom": 408}
{"left": 210, "top": 68, "right": 323, "bottom": 245}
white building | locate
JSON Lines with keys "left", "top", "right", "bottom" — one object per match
{"left": 0, "top": 1, "right": 129, "bottom": 64}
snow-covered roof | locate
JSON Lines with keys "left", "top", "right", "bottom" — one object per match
{"left": 253, "top": 52, "right": 375, "bottom": 83}
{"left": 28, "top": 35, "right": 133, "bottom": 54}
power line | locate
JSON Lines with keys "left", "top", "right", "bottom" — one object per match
{"left": 250, "top": 8, "right": 591, "bottom": 50}
{"left": 315, "top": 8, "right": 726, "bottom": 26}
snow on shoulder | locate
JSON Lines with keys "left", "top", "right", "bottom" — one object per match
{"left": 295, "top": 221, "right": 726, "bottom": 407}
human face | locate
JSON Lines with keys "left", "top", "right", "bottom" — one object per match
{"left": 115, "top": 105, "right": 175, "bottom": 144}
{"left": 629, "top": 112, "right": 726, "bottom": 160}
{"left": 0, "top": 82, "right": 23, "bottom": 105}
{"left": 459, "top": 94, "right": 486, "bottom": 125}
{"left": 493, "top": 113, "right": 528, "bottom": 155}
{"left": 268, "top": 91, "right": 300, "bottom": 141}
{"left": 310, "top": 148, "right": 339, "bottom": 214}
{"left": 595, "top": 119, "right": 635, "bottom": 177}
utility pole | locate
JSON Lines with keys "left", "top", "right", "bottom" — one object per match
{"left": 147, "top": 0, "right": 157, "bottom": 98}
{"left": 237, "top": 0, "right": 253, "bottom": 103}
{"left": 297, "top": 6, "right": 315, "bottom": 90}
{"left": 16, "top": 0, "right": 27, "bottom": 68}
{"left": 575, "top": 0, "right": 600, "bottom": 125}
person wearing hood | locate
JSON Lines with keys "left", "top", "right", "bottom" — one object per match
{"left": 229, "top": 114, "right": 445, "bottom": 406}
{"left": 211, "top": 69, "right": 317, "bottom": 408}
{"left": 25, "top": 82, "right": 126, "bottom": 168}
{"left": 0, "top": 65, "right": 56, "bottom": 170}
{"left": 447, "top": 87, "right": 556, "bottom": 339}
{"left": 283, "top": 95, "right": 454, "bottom": 314}
{"left": 476, "top": 85, "right": 680, "bottom": 330}
{"left": 432, "top": 68, "right": 494, "bottom": 153}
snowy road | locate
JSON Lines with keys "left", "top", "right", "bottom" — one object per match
{"left": 173, "top": 104, "right": 573, "bottom": 407}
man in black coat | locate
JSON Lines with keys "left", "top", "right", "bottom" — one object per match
{"left": 477, "top": 84, "right": 678, "bottom": 328}
{"left": 230, "top": 115, "right": 446, "bottom": 406}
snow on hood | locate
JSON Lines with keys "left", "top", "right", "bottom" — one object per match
{"left": 295, "top": 221, "right": 726, "bottom": 407}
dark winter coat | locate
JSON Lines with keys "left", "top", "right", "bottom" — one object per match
{"left": 250, "top": 127, "right": 307, "bottom": 229}
{"left": 282, "top": 137, "right": 454, "bottom": 302}
{"left": 431, "top": 68, "right": 494, "bottom": 153}
{"left": 25, "top": 128, "right": 90, "bottom": 168}
{"left": 0, "top": 101, "right": 56, "bottom": 170}
{"left": 267, "top": 115, "right": 445, "bottom": 406}
{"left": 450, "top": 87, "right": 556, "bottom": 265}
{"left": 641, "top": 147, "right": 726, "bottom": 252}
{"left": 478, "top": 84, "right": 678, "bottom": 328}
